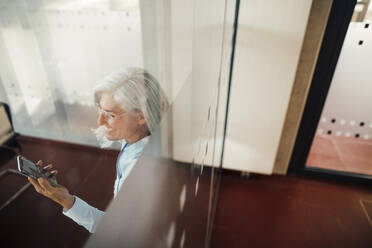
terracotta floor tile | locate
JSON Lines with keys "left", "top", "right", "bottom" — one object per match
{"left": 306, "top": 135, "right": 346, "bottom": 172}
{"left": 333, "top": 138, "right": 372, "bottom": 175}
{"left": 307, "top": 135, "right": 372, "bottom": 176}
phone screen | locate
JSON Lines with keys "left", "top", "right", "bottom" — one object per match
{"left": 17, "top": 156, "right": 43, "bottom": 179}
{"left": 17, "top": 156, "right": 58, "bottom": 186}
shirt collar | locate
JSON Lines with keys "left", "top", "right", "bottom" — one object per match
{"left": 121, "top": 135, "right": 150, "bottom": 153}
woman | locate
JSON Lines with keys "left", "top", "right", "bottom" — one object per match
{"left": 28, "top": 68, "right": 168, "bottom": 233}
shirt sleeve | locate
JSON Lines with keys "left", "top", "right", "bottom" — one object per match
{"left": 62, "top": 196, "right": 105, "bottom": 233}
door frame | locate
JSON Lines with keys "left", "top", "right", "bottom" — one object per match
{"left": 288, "top": 0, "right": 372, "bottom": 184}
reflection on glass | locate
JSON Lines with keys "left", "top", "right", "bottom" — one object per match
{"left": 85, "top": 68, "right": 228, "bottom": 247}
{"left": 0, "top": 0, "right": 234, "bottom": 247}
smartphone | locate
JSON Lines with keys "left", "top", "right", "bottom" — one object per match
{"left": 17, "top": 155, "right": 58, "bottom": 187}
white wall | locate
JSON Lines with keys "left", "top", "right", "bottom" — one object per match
{"left": 171, "top": 0, "right": 234, "bottom": 168}
{"left": 223, "top": 0, "right": 313, "bottom": 174}
{"left": 317, "top": 21, "right": 372, "bottom": 140}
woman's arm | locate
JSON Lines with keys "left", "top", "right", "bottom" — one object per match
{"left": 62, "top": 196, "right": 105, "bottom": 233}
{"left": 28, "top": 160, "right": 105, "bottom": 233}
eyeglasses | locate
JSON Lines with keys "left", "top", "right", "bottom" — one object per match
{"left": 97, "top": 107, "right": 126, "bottom": 121}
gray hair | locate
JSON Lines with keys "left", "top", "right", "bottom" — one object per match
{"left": 93, "top": 68, "right": 169, "bottom": 139}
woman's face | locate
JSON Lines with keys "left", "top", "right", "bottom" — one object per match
{"left": 97, "top": 93, "right": 146, "bottom": 143}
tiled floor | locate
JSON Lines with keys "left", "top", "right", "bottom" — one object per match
{"left": 306, "top": 134, "right": 372, "bottom": 175}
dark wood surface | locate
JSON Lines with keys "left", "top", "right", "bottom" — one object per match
{"left": 0, "top": 136, "right": 214, "bottom": 248}
{"left": 212, "top": 173, "right": 372, "bottom": 248}
{"left": 1, "top": 136, "right": 372, "bottom": 247}
{"left": 0, "top": 136, "right": 118, "bottom": 248}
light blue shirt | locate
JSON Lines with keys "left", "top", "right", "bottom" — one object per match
{"left": 62, "top": 136, "right": 149, "bottom": 233}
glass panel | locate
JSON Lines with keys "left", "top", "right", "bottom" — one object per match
{"left": 84, "top": 0, "right": 236, "bottom": 246}
{"left": 306, "top": 2, "right": 372, "bottom": 176}
{"left": 0, "top": 0, "right": 145, "bottom": 147}
{"left": 0, "top": 0, "right": 236, "bottom": 247}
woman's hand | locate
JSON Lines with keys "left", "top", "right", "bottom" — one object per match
{"left": 28, "top": 160, "right": 75, "bottom": 210}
